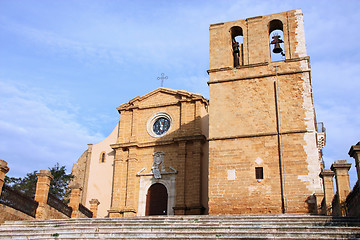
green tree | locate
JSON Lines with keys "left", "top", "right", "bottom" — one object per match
{"left": 4, "top": 163, "right": 73, "bottom": 201}
{"left": 49, "top": 163, "right": 73, "bottom": 201}
{"left": 5, "top": 171, "right": 38, "bottom": 198}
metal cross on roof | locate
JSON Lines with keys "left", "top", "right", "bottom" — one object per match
{"left": 157, "top": 73, "right": 168, "bottom": 87}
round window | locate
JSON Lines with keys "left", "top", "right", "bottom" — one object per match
{"left": 153, "top": 117, "right": 170, "bottom": 135}
{"left": 147, "top": 112, "right": 172, "bottom": 138}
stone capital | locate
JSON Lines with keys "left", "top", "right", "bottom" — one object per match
{"left": 36, "top": 170, "right": 53, "bottom": 180}
{"left": 331, "top": 160, "right": 351, "bottom": 172}
{"left": 319, "top": 169, "right": 335, "bottom": 178}
{"left": 89, "top": 199, "right": 100, "bottom": 205}
{"left": 0, "top": 160, "right": 9, "bottom": 174}
{"left": 349, "top": 144, "right": 360, "bottom": 158}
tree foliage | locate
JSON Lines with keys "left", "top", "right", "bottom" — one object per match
{"left": 4, "top": 163, "right": 73, "bottom": 201}
{"left": 5, "top": 171, "right": 38, "bottom": 198}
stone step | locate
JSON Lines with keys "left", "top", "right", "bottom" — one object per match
{"left": 3, "top": 216, "right": 359, "bottom": 225}
{"left": 1, "top": 226, "right": 359, "bottom": 237}
{"left": 3, "top": 220, "right": 359, "bottom": 229}
{"left": 1, "top": 229, "right": 359, "bottom": 240}
{"left": 1, "top": 215, "right": 359, "bottom": 240}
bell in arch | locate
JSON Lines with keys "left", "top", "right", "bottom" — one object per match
{"left": 271, "top": 34, "right": 284, "bottom": 54}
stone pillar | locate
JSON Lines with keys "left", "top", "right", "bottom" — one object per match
{"left": 34, "top": 170, "right": 53, "bottom": 220}
{"left": 0, "top": 160, "right": 9, "bottom": 194}
{"left": 331, "top": 160, "right": 352, "bottom": 216}
{"left": 314, "top": 191, "right": 324, "bottom": 214}
{"left": 319, "top": 169, "right": 335, "bottom": 215}
{"left": 349, "top": 142, "right": 360, "bottom": 182}
{"left": 89, "top": 199, "right": 100, "bottom": 218}
{"left": 69, "top": 185, "right": 82, "bottom": 218}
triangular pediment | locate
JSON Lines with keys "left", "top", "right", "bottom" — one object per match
{"left": 117, "top": 87, "right": 206, "bottom": 111}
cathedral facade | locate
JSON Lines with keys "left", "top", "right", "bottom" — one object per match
{"left": 71, "top": 9, "right": 324, "bottom": 218}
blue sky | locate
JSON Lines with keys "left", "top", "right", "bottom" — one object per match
{"left": 1, "top": 0, "right": 359, "bottom": 188}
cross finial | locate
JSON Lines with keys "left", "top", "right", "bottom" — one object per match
{"left": 157, "top": 73, "right": 168, "bottom": 87}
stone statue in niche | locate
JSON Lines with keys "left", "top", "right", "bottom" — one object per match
{"left": 152, "top": 151, "right": 165, "bottom": 179}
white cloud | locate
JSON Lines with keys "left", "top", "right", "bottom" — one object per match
{"left": 0, "top": 80, "right": 104, "bottom": 177}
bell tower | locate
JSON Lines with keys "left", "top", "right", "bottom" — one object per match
{"left": 208, "top": 9, "right": 323, "bottom": 214}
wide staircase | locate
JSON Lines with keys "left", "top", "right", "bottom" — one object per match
{"left": 0, "top": 215, "right": 360, "bottom": 239}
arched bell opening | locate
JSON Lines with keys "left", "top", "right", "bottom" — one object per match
{"left": 230, "top": 26, "right": 244, "bottom": 67}
{"left": 145, "top": 183, "right": 168, "bottom": 216}
{"left": 269, "top": 19, "right": 285, "bottom": 62}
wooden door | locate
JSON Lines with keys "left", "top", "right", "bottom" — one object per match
{"left": 145, "top": 183, "right": 168, "bottom": 216}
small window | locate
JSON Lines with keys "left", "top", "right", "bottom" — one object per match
{"left": 255, "top": 167, "right": 263, "bottom": 179}
{"left": 99, "top": 152, "right": 106, "bottom": 163}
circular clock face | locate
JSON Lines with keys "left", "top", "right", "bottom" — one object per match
{"left": 153, "top": 117, "right": 170, "bottom": 135}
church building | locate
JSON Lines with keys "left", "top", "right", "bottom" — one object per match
{"left": 71, "top": 9, "right": 325, "bottom": 218}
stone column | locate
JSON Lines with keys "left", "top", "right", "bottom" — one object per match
{"left": 331, "top": 160, "right": 352, "bottom": 216}
{"left": 319, "top": 169, "right": 335, "bottom": 215}
{"left": 0, "top": 160, "right": 9, "bottom": 194}
{"left": 69, "top": 185, "right": 82, "bottom": 218}
{"left": 89, "top": 199, "right": 100, "bottom": 218}
{"left": 34, "top": 170, "right": 53, "bottom": 220}
{"left": 349, "top": 142, "right": 360, "bottom": 182}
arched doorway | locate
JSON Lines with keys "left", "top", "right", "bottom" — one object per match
{"left": 145, "top": 183, "right": 168, "bottom": 216}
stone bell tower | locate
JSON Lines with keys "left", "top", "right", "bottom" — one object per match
{"left": 208, "top": 9, "right": 323, "bottom": 214}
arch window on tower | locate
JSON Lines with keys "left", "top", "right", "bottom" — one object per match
{"left": 230, "top": 26, "right": 244, "bottom": 67}
{"left": 269, "top": 19, "right": 285, "bottom": 62}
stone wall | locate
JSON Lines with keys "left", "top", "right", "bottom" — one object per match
{"left": 346, "top": 182, "right": 360, "bottom": 217}
{"left": 40, "top": 204, "right": 69, "bottom": 220}
{"left": 0, "top": 204, "right": 35, "bottom": 223}
{"left": 208, "top": 9, "right": 322, "bottom": 215}
{"left": 109, "top": 88, "right": 209, "bottom": 217}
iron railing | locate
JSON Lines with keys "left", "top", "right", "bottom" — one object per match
{"left": 78, "top": 203, "right": 93, "bottom": 218}
{"left": 47, "top": 193, "right": 72, "bottom": 218}
{"left": 0, "top": 184, "right": 38, "bottom": 217}
{"left": 317, "top": 122, "right": 326, "bottom": 133}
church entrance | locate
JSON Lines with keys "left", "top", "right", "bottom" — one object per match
{"left": 145, "top": 183, "right": 168, "bottom": 216}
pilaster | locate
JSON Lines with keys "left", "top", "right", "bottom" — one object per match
{"left": 174, "top": 141, "right": 186, "bottom": 215}
{"left": 108, "top": 148, "right": 127, "bottom": 217}
{"left": 123, "top": 147, "right": 137, "bottom": 217}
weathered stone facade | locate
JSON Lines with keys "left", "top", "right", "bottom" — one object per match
{"left": 71, "top": 9, "right": 324, "bottom": 217}
{"left": 207, "top": 9, "right": 322, "bottom": 214}
{"left": 108, "top": 88, "right": 209, "bottom": 217}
